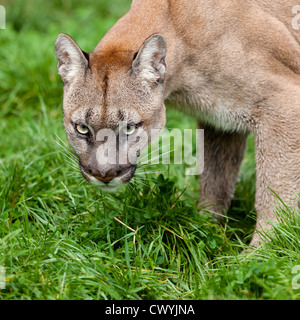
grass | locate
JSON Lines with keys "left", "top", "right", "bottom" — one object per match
{"left": 0, "top": 0, "right": 300, "bottom": 300}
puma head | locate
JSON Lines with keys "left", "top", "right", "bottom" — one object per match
{"left": 55, "top": 33, "right": 167, "bottom": 191}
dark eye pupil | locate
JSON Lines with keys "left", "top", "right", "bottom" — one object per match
{"left": 122, "top": 124, "right": 136, "bottom": 135}
{"left": 76, "top": 124, "right": 89, "bottom": 135}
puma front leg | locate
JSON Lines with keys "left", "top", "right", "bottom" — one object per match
{"left": 198, "top": 122, "right": 248, "bottom": 219}
{"left": 250, "top": 107, "right": 300, "bottom": 247}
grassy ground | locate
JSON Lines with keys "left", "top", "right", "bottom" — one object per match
{"left": 1, "top": 0, "right": 300, "bottom": 300}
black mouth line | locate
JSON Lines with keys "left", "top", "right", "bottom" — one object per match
{"left": 79, "top": 162, "right": 137, "bottom": 185}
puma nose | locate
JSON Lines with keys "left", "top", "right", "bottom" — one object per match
{"left": 89, "top": 169, "right": 120, "bottom": 184}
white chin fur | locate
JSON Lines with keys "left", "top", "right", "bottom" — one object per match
{"left": 89, "top": 176, "right": 123, "bottom": 192}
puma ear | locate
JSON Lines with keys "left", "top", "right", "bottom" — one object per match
{"left": 132, "top": 34, "right": 167, "bottom": 84}
{"left": 55, "top": 33, "right": 89, "bottom": 84}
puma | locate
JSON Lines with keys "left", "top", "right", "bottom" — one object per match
{"left": 55, "top": 0, "right": 300, "bottom": 247}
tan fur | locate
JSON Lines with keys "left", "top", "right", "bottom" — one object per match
{"left": 55, "top": 0, "right": 300, "bottom": 247}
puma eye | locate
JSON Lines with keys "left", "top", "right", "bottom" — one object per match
{"left": 122, "top": 124, "right": 136, "bottom": 135}
{"left": 75, "top": 124, "right": 89, "bottom": 135}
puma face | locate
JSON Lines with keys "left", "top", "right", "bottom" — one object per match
{"left": 55, "top": 34, "right": 167, "bottom": 191}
